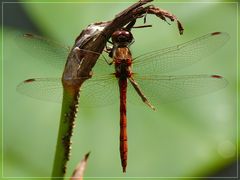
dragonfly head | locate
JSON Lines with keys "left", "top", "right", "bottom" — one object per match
{"left": 111, "top": 29, "right": 133, "bottom": 47}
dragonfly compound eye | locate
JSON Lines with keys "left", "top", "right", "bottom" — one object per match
{"left": 112, "top": 30, "right": 133, "bottom": 44}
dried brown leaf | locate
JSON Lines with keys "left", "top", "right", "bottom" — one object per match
{"left": 70, "top": 152, "right": 90, "bottom": 180}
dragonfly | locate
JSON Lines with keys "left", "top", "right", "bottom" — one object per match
{"left": 16, "top": 30, "right": 229, "bottom": 173}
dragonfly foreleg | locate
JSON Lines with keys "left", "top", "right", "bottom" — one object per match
{"left": 128, "top": 77, "right": 155, "bottom": 111}
{"left": 104, "top": 45, "right": 112, "bottom": 52}
{"left": 104, "top": 44, "right": 113, "bottom": 54}
{"left": 107, "top": 40, "right": 113, "bottom": 45}
{"left": 102, "top": 54, "right": 114, "bottom": 65}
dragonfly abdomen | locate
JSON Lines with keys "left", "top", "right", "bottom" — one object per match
{"left": 119, "top": 78, "right": 128, "bottom": 173}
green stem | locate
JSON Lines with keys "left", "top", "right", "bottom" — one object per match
{"left": 51, "top": 89, "right": 79, "bottom": 179}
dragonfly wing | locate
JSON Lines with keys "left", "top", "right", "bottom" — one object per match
{"left": 17, "top": 78, "right": 63, "bottom": 102}
{"left": 79, "top": 75, "right": 119, "bottom": 107}
{"left": 17, "top": 75, "right": 119, "bottom": 107}
{"left": 133, "top": 32, "right": 230, "bottom": 74}
{"left": 77, "top": 56, "right": 118, "bottom": 107}
{"left": 128, "top": 74, "right": 228, "bottom": 106}
{"left": 92, "top": 55, "right": 115, "bottom": 76}
{"left": 15, "top": 33, "right": 70, "bottom": 70}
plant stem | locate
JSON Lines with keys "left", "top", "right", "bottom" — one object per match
{"left": 51, "top": 89, "right": 79, "bottom": 179}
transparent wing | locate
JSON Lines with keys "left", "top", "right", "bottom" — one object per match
{"left": 80, "top": 75, "right": 118, "bottom": 107}
{"left": 16, "top": 78, "right": 63, "bottom": 102}
{"left": 133, "top": 32, "right": 230, "bottom": 74}
{"left": 15, "top": 33, "right": 70, "bottom": 69}
{"left": 17, "top": 75, "right": 119, "bottom": 107}
{"left": 92, "top": 56, "right": 115, "bottom": 75}
{"left": 128, "top": 74, "right": 228, "bottom": 106}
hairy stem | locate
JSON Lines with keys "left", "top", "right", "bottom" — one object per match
{"left": 51, "top": 89, "right": 79, "bottom": 179}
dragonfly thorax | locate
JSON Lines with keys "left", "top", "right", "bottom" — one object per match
{"left": 114, "top": 58, "right": 132, "bottom": 80}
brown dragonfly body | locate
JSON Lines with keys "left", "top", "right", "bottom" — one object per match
{"left": 111, "top": 30, "right": 155, "bottom": 172}
{"left": 112, "top": 30, "right": 133, "bottom": 173}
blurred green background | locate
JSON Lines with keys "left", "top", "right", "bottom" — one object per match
{"left": 1, "top": 0, "right": 238, "bottom": 179}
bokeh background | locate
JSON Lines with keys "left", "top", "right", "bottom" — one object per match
{"left": 1, "top": 0, "right": 238, "bottom": 179}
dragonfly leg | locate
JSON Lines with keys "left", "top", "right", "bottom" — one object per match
{"left": 128, "top": 77, "right": 156, "bottom": 111}
{"left": 104, "top": 44, "right": 113, "bottom": 58}
{"left": 101, "top": 53, "right": 113, "bottom": 65}
{"left": 107, "top": 40, "right": 113, "bottom": 45}
{"left": 129, "top": 38, "right": 135, "bottom": 47}
{"left": 104, "top": 44, "right": 113, "bottom": 52}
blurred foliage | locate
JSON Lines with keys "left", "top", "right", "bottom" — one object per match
{"left": 2, "top": 0, "right": 238, "bottom": 179}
